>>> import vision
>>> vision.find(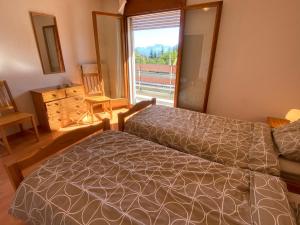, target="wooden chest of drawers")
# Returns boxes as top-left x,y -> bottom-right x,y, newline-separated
31,85 -> 86,131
